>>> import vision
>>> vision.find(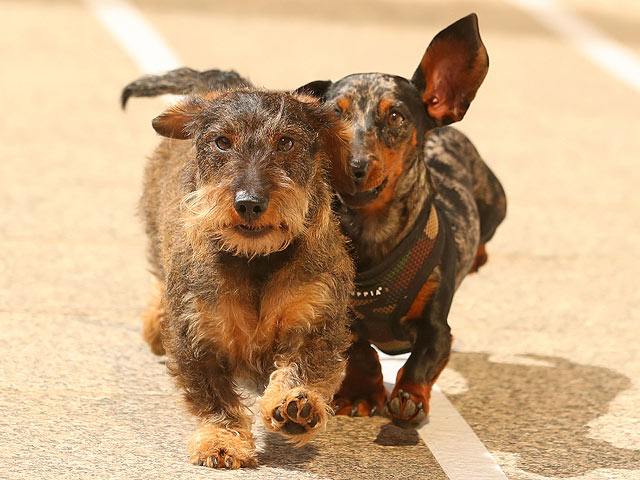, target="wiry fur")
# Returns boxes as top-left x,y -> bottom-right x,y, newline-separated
131,88 -> 354,469
181,175 -> 310,258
